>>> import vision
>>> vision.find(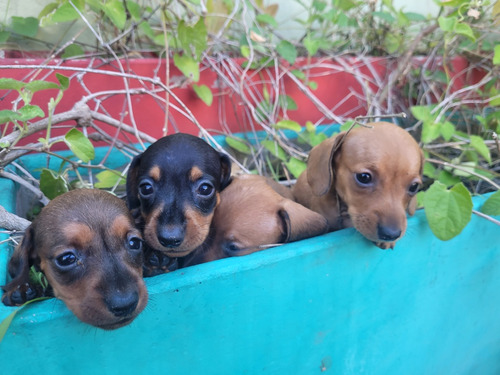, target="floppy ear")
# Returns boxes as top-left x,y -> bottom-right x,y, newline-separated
306,132 -> 346,196
126,153 -> 142,211
219,152 -> 232,190
5,226 -> 35,287
407,149 -> 425,216
278,199 -> 329,243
